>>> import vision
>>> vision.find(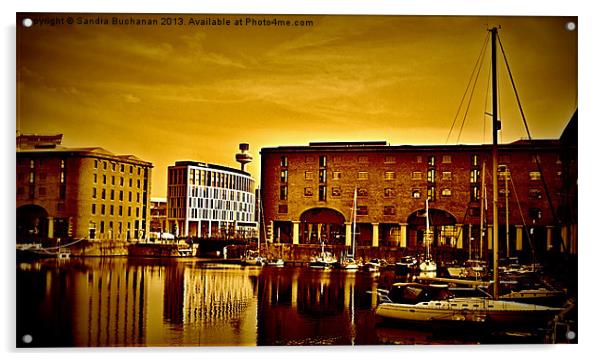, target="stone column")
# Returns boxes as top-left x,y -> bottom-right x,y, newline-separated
47,217 -> 54,239
455,224 -> 463,249
546,226 -> 554,251
570,224 -> 578,254
292,221 -> 300,245
345,222 -> 352,247
561,225 -> 569,253
515,225 -> 523,251
372,223 -> 379,248
399,223 -> 407,248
